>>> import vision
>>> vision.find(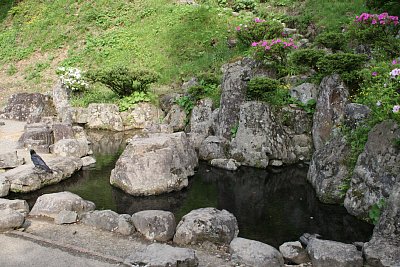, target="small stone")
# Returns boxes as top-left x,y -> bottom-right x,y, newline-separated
279,241 -> 310,264
54,210 -> 78,224
81,156 -> 96,167
0,208 -> 25,231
